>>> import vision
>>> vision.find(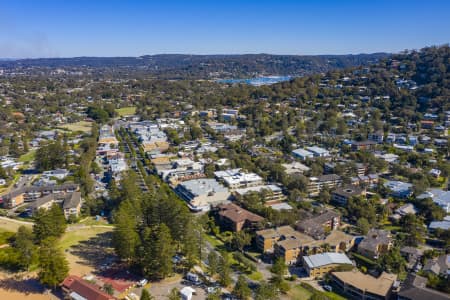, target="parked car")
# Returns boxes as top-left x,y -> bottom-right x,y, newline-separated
137,278 -> 148,287
323,285 -> 333,292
